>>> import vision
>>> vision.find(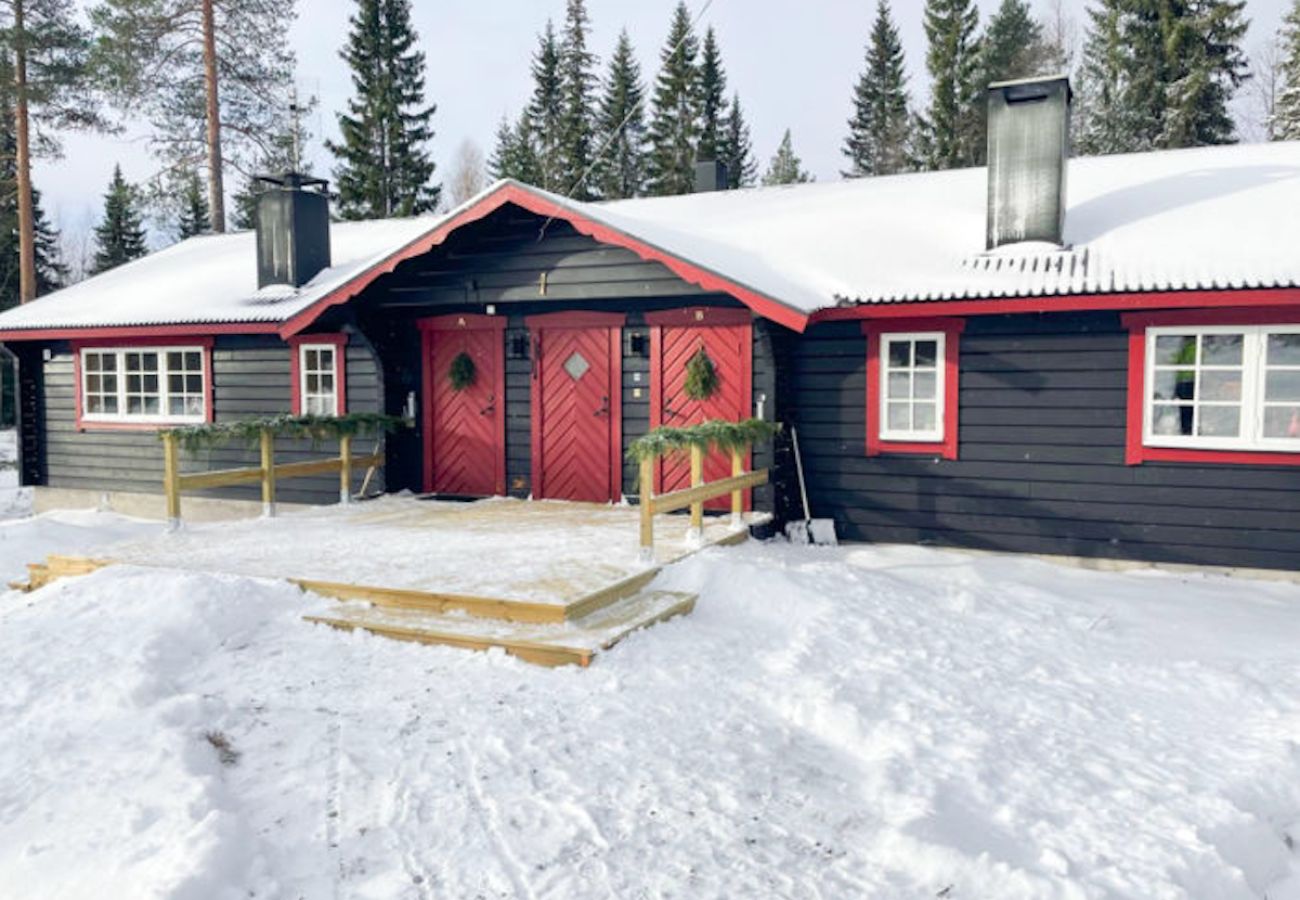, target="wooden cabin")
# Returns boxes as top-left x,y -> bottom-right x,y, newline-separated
1,76 -> 1298,571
